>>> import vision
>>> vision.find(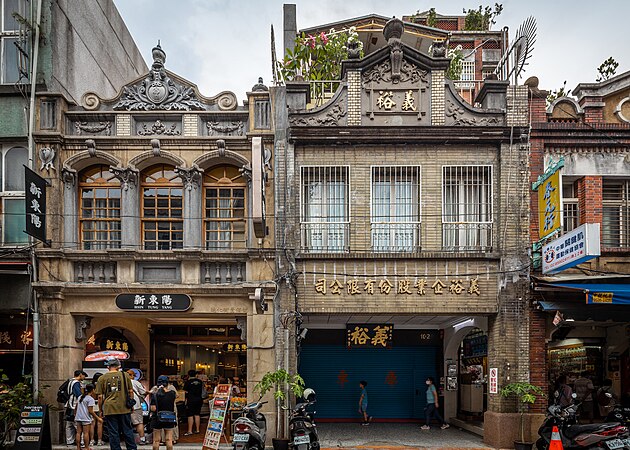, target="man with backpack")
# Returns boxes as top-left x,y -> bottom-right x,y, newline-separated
58,370 -> 87,445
